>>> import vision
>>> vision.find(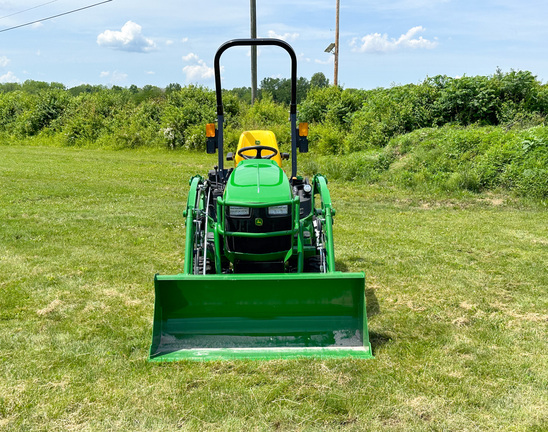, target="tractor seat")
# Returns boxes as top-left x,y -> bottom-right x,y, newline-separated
235,130 -> 283,168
